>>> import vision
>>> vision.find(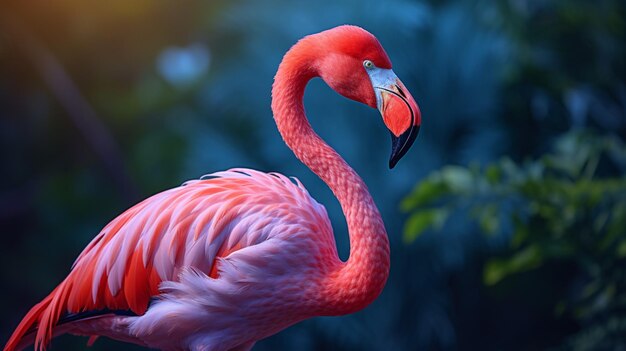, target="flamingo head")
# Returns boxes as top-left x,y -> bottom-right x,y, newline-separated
314,25 -> 421,168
